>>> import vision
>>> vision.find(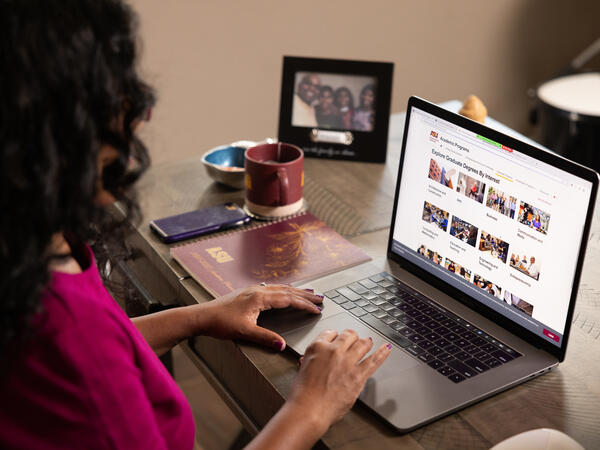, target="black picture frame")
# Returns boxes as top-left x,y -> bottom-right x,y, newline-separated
278,56 -> 394,163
